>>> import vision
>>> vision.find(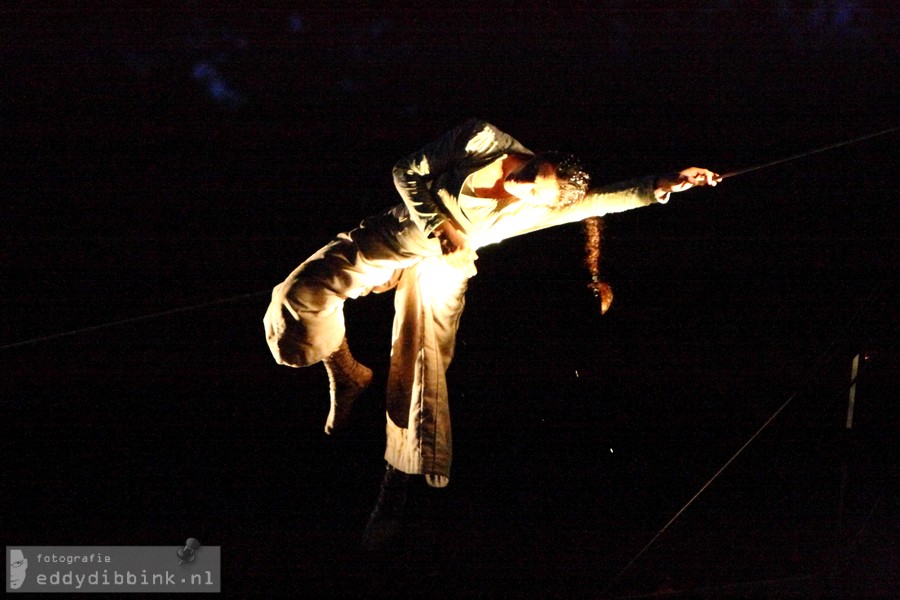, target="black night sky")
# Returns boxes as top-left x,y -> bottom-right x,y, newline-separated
2,3 -> 898,598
